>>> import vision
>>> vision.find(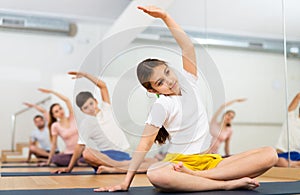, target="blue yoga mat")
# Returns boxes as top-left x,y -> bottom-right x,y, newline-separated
0,181 -> 299,194
1,171 -> 95,177
1,165 -> 55,168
